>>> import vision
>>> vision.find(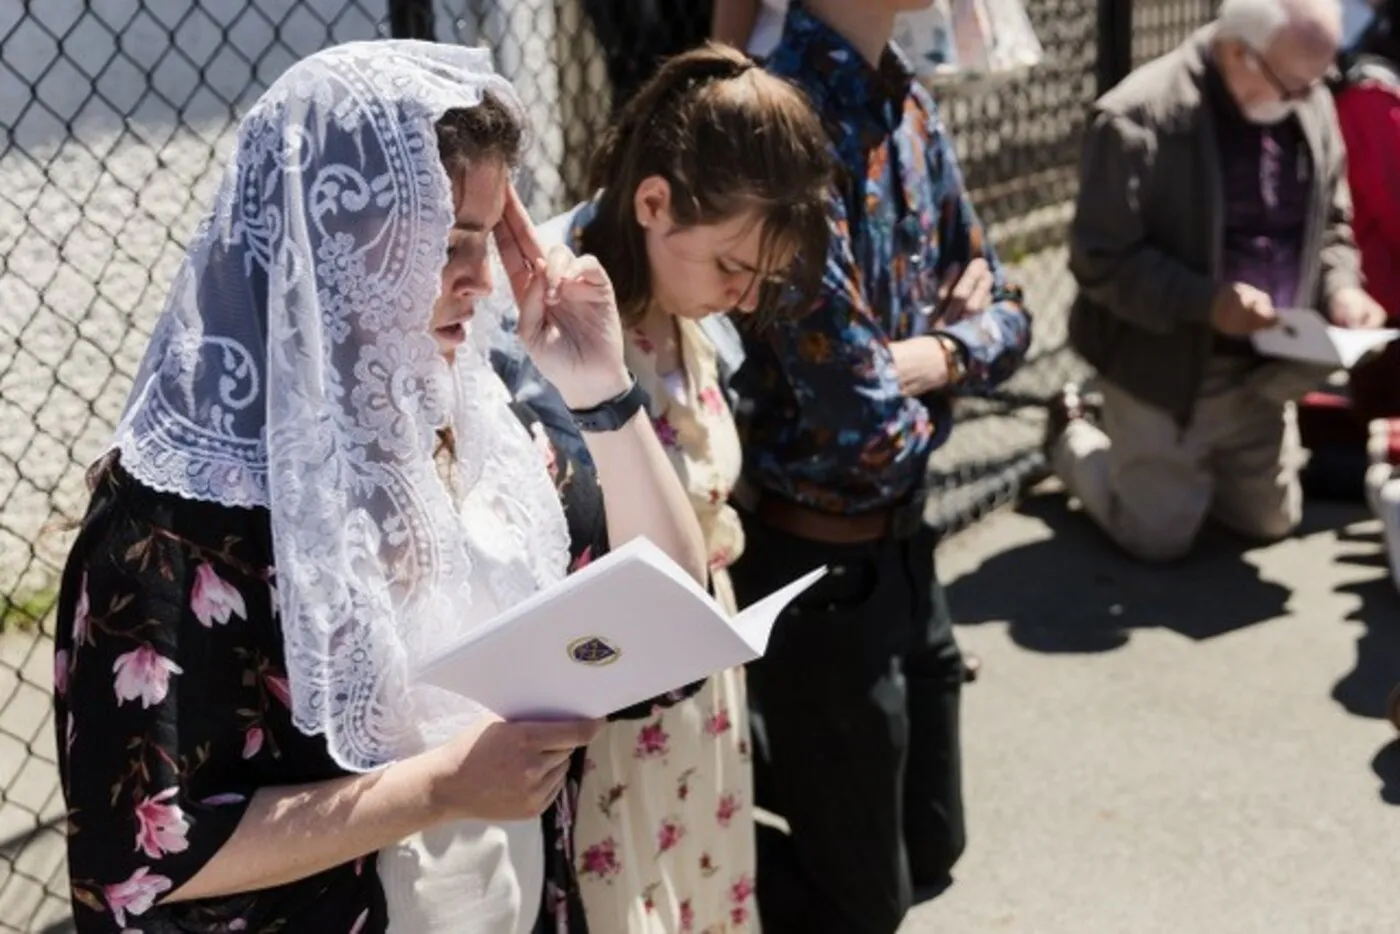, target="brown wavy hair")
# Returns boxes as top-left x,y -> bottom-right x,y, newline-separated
436,93 -> 525,173
433,96 -> 526,465
579,42 -> 833,326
